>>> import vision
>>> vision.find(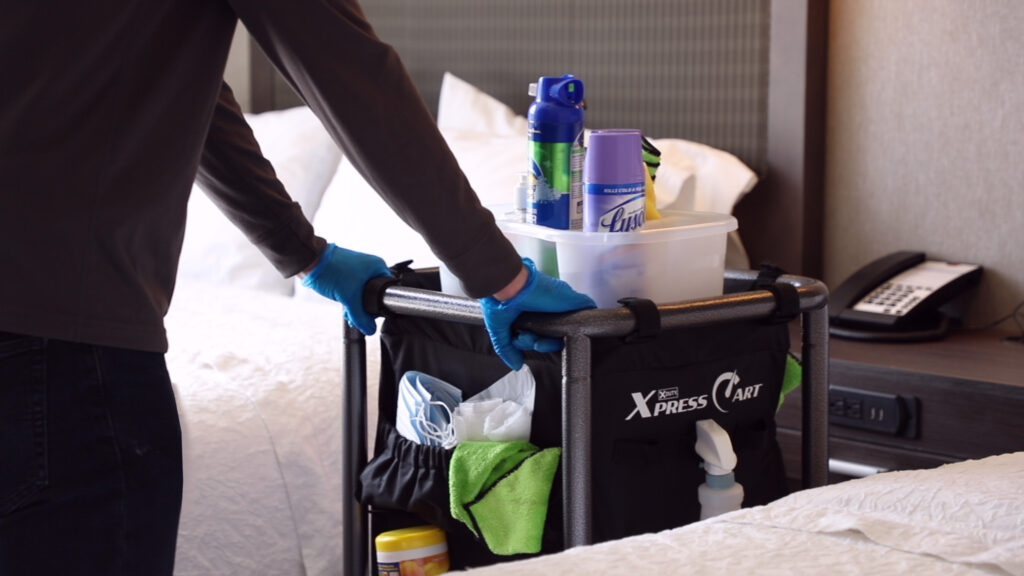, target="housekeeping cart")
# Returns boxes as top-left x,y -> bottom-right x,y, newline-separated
340,268 -> 830,576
